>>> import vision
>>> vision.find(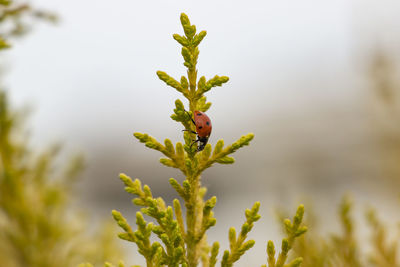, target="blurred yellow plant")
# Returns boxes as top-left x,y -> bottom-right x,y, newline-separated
0,83 -> 124,267
0,1 -> 123,266
283,196 -> 400,267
